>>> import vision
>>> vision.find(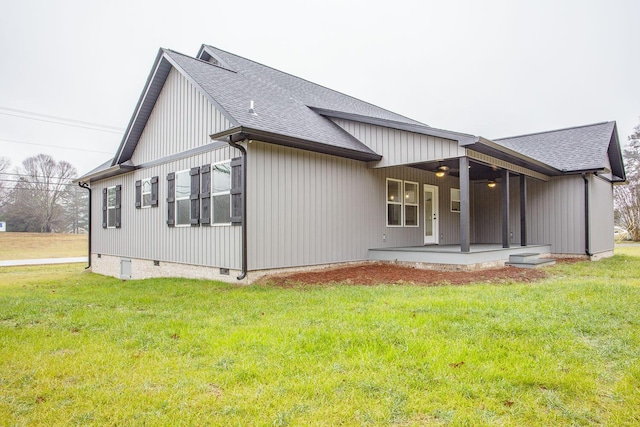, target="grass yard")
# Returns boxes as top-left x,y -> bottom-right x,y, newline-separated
0,251 -> 639,425
0,232 -> 87,260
